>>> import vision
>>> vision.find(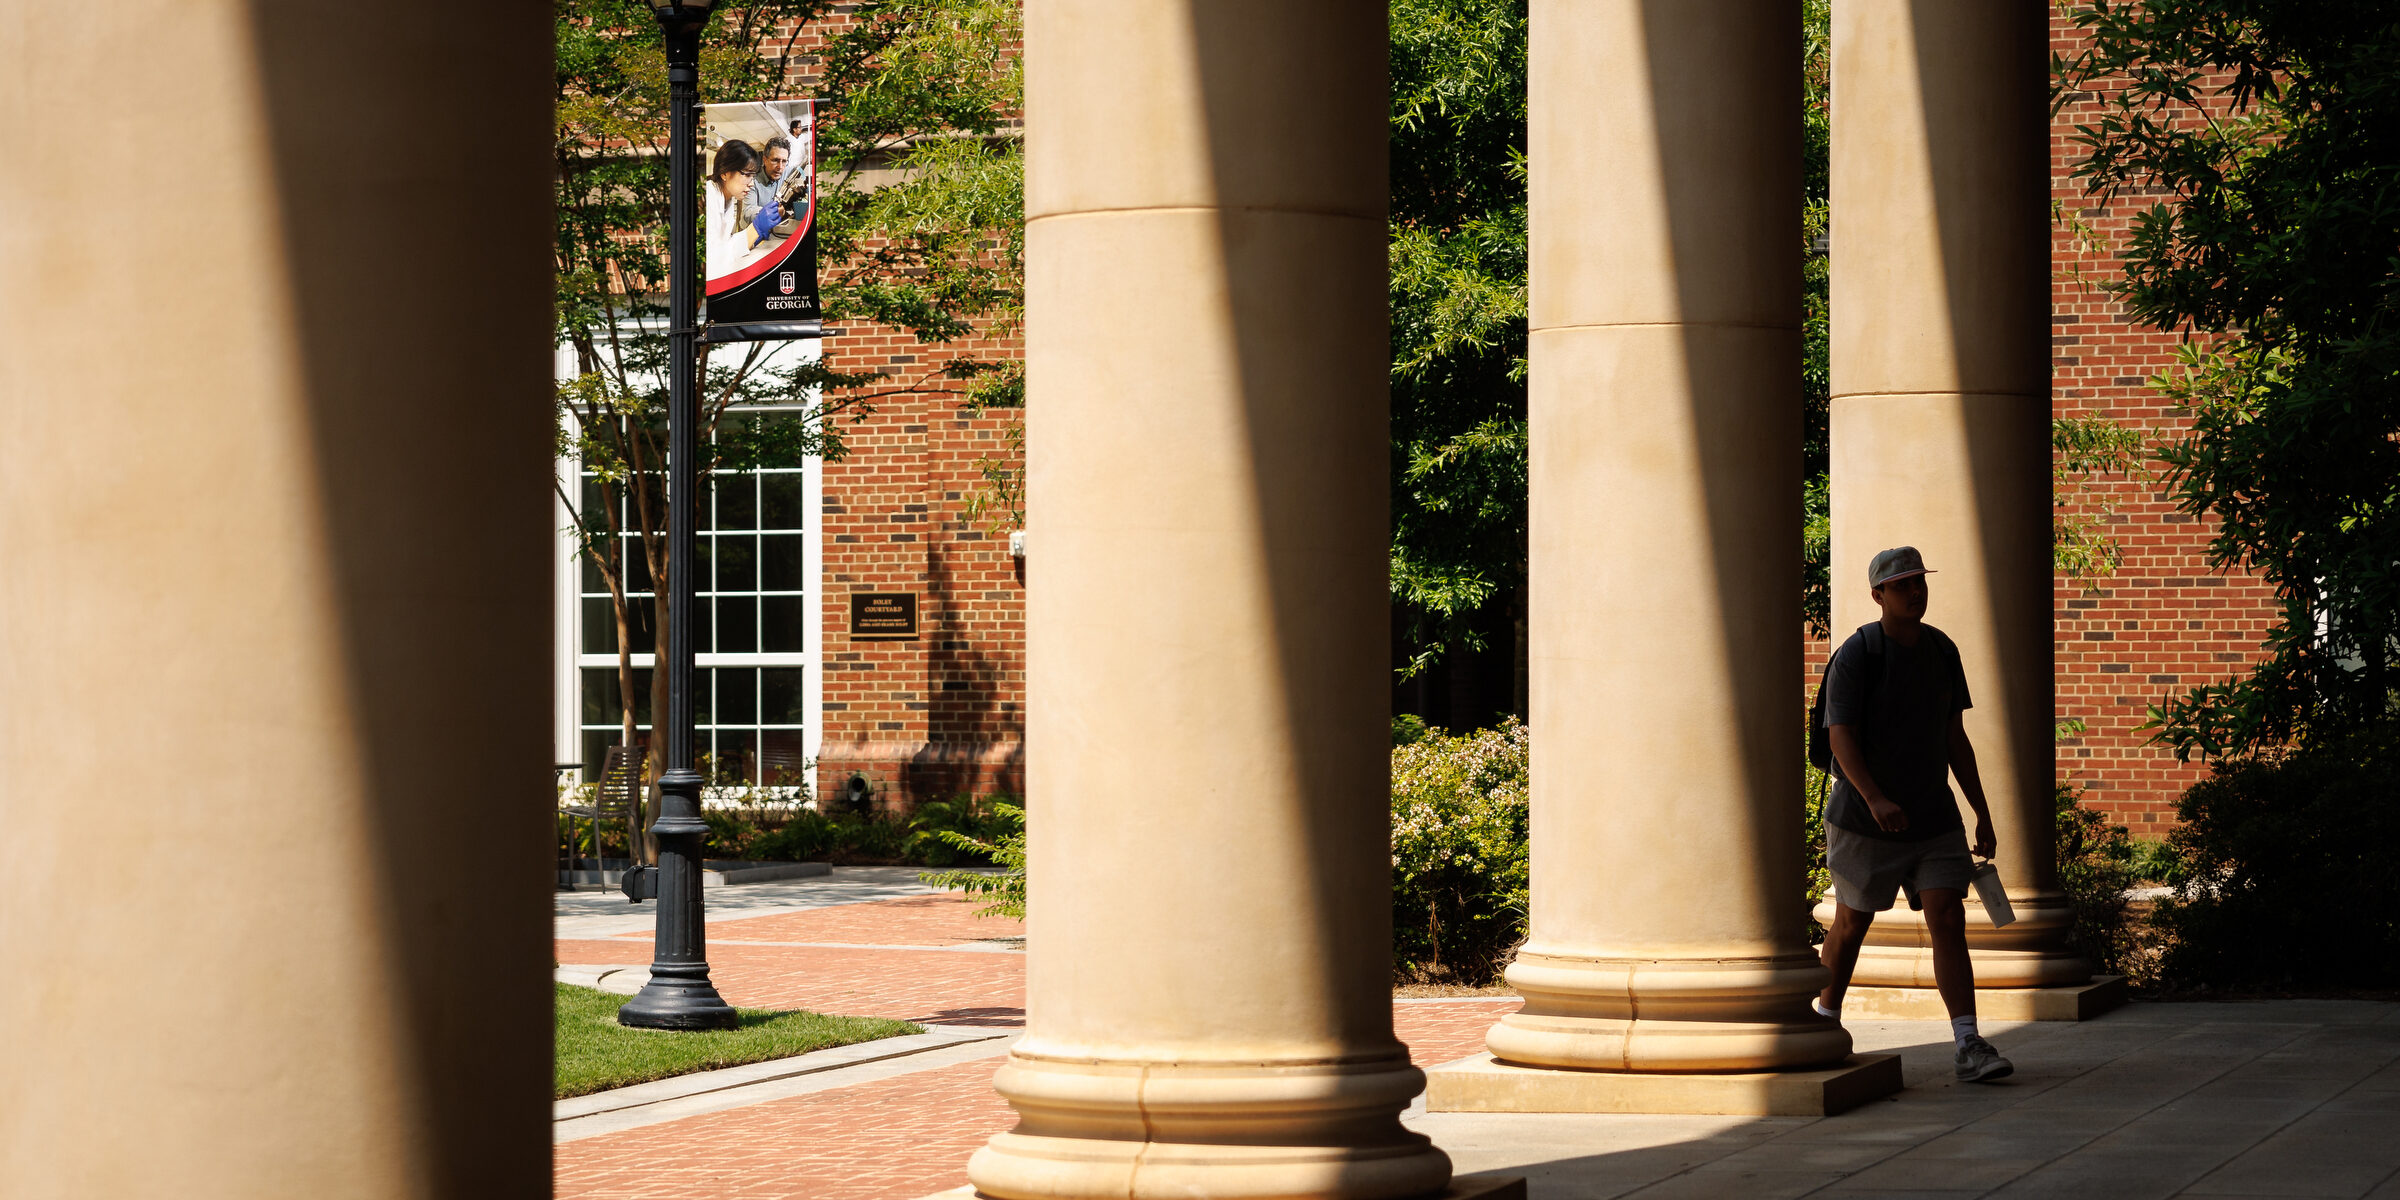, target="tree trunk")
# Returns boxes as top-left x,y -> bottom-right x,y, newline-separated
643,586 -> 671,865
